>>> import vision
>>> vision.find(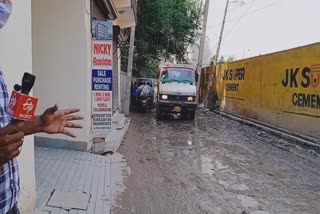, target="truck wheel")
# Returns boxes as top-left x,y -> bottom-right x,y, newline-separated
156,107 -> 162,120
189,110 -> 196,120
181,112 -> 187,120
